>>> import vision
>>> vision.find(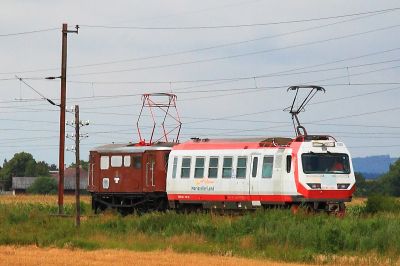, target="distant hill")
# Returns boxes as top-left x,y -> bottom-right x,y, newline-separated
352,155 -> 398,179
